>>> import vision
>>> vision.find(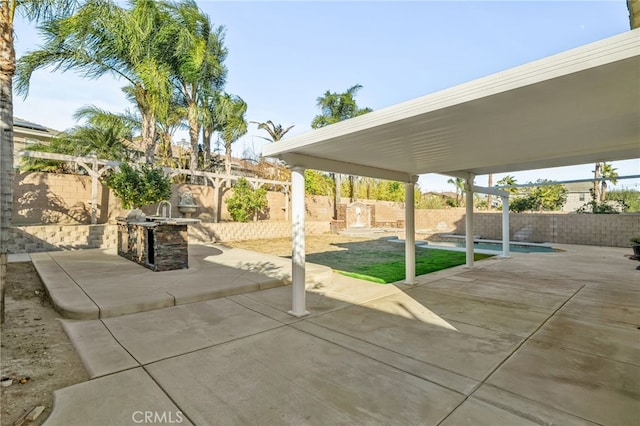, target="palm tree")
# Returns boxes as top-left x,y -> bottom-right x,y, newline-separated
72,105 -> 140,159
200,89 -> 225,169
216,93 -> 247,175
311,84 -> 372,128
600,162 -> 618,202
497,175 -> 518,195
15,0 -> 174,165
155,95 -> 186,167
447,177 -> 465,206
593,161 -> 602,202
164,0 -> 227,173
487,173 -> 494,210
251,120 -> 295,143
311,84 -> 372,210
1,0 -> 81,322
